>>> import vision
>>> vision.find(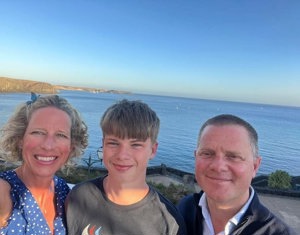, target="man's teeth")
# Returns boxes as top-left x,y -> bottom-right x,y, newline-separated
36,156 -> 56,161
